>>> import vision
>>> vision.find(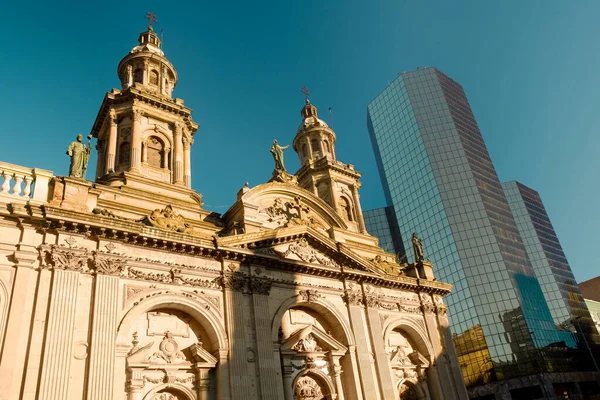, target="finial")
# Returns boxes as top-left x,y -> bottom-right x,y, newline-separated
301,86 -> 310,103
145,11 -> 158,31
